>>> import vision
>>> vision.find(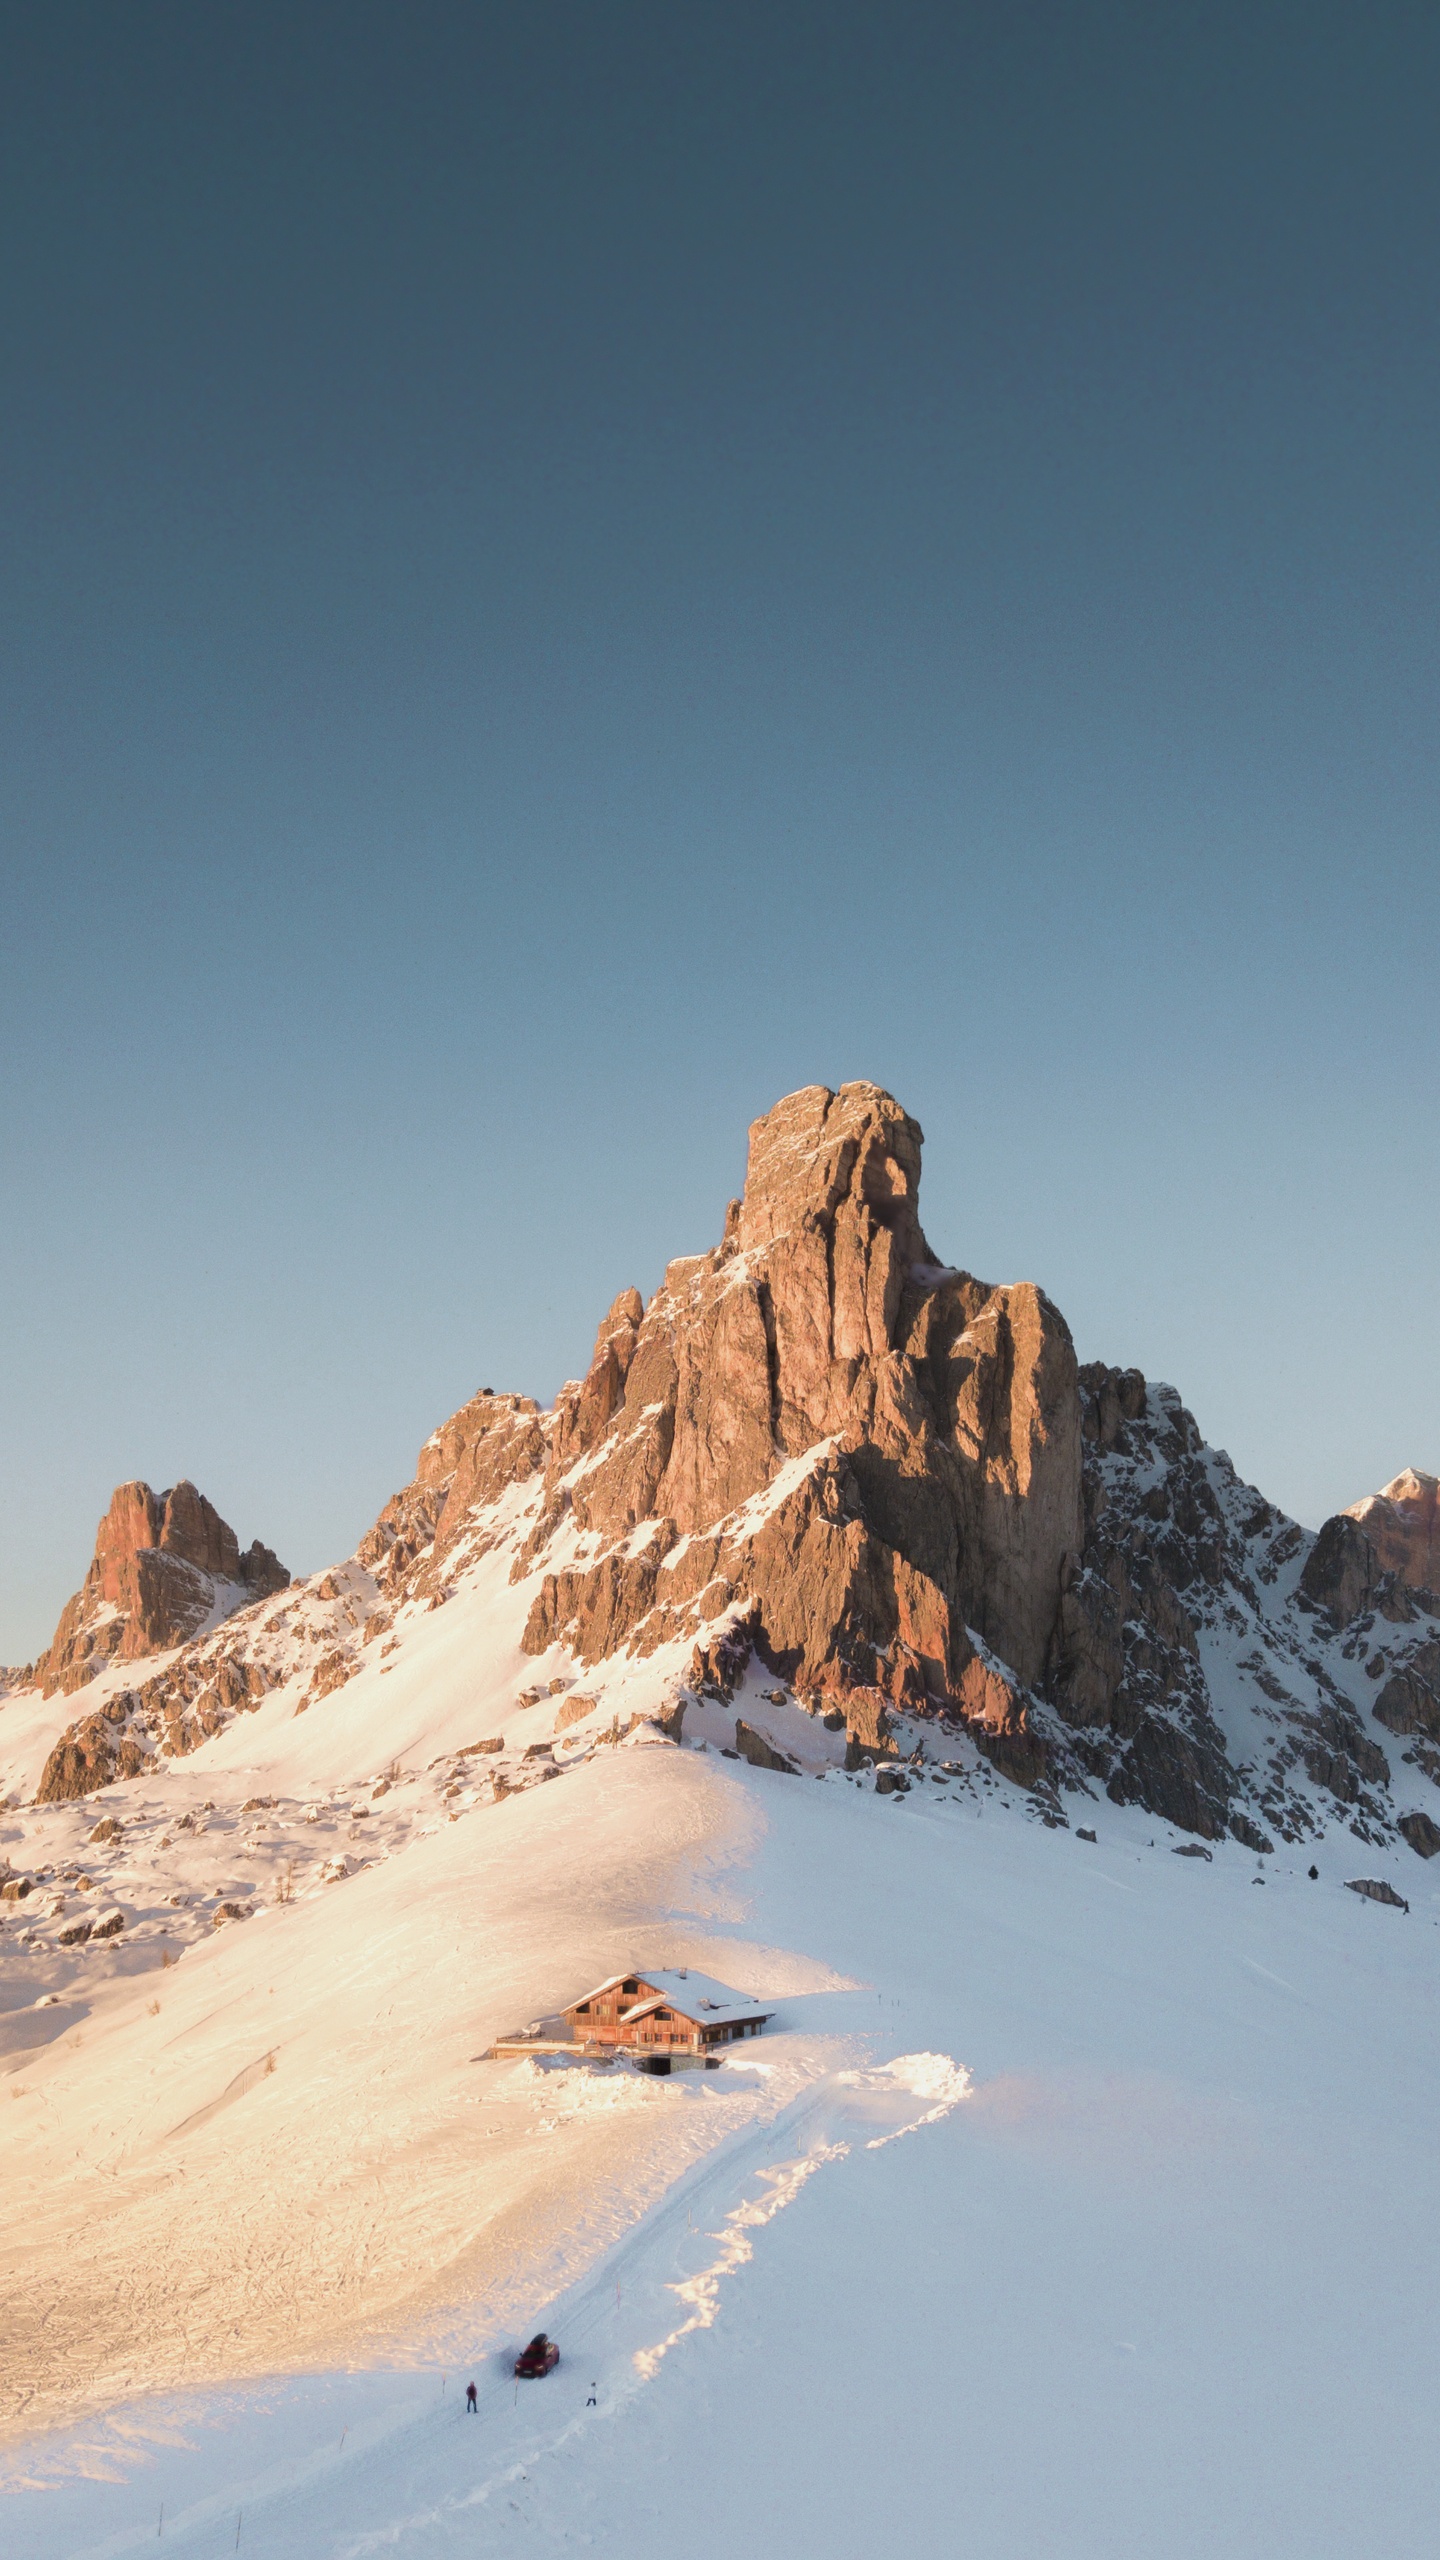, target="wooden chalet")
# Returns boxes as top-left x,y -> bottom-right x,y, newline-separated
563,1968 -> 773,2057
